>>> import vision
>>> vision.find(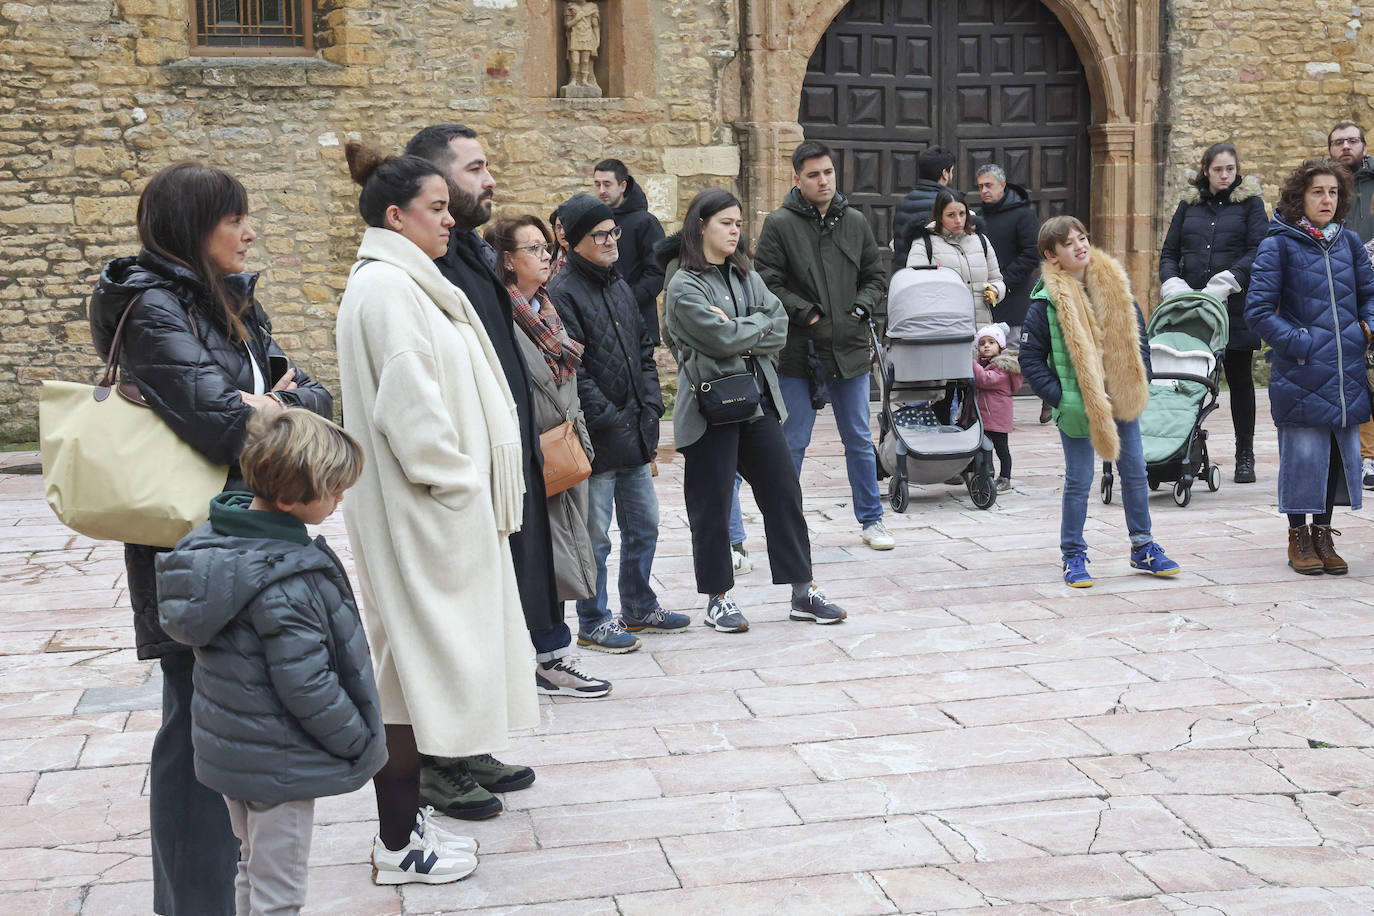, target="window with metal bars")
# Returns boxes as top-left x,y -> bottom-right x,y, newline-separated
192,0 -> 314,55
